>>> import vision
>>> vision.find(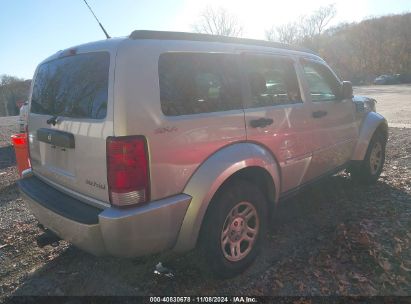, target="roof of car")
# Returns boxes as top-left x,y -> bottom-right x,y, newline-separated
129,30 -> 316,54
